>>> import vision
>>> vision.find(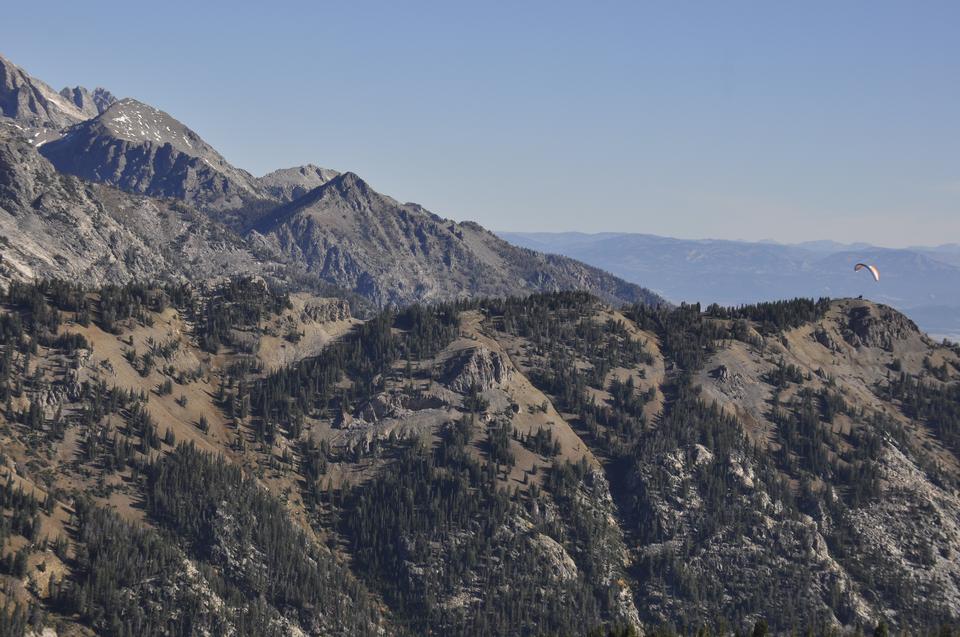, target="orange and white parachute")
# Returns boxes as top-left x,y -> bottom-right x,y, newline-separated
854,263 -> 880,282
